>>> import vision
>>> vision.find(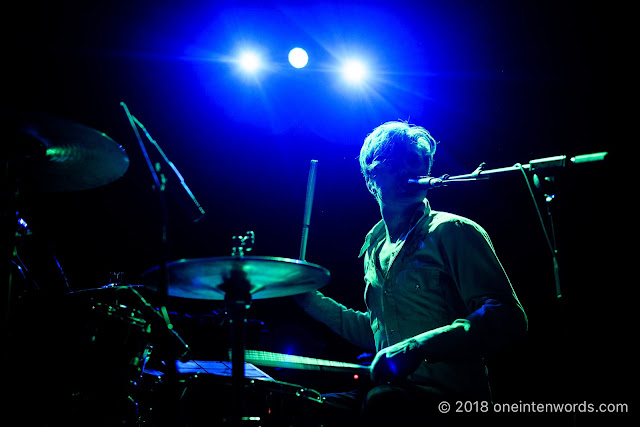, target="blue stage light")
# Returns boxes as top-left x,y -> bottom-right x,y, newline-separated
288,47 -> 308,68
342,59 -> 367,83
238,51 -> 261,73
